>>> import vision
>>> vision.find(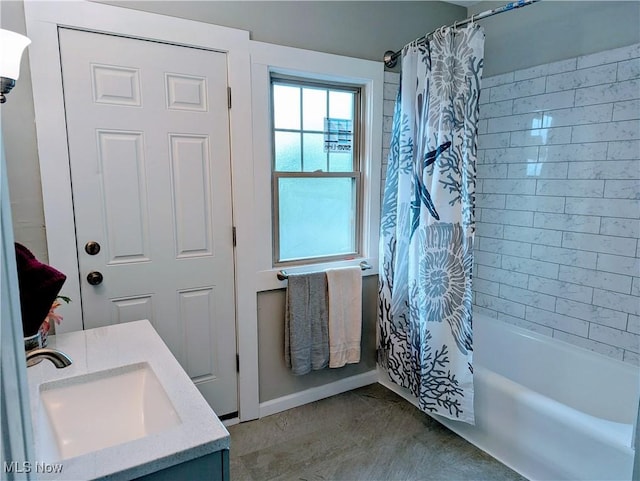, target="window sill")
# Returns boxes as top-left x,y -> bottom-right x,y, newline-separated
255,257 -> 378,292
